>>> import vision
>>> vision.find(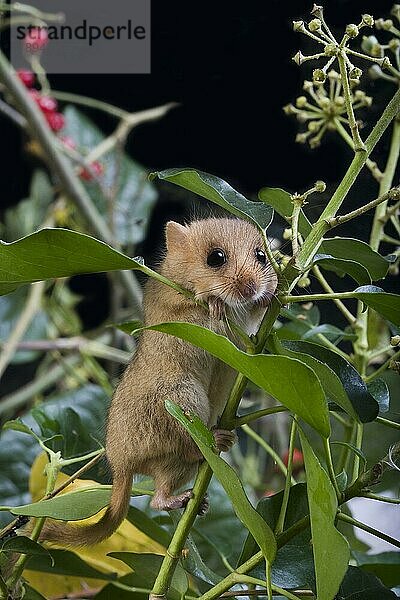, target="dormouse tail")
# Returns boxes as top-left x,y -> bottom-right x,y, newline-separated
38,471 -> 134,547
